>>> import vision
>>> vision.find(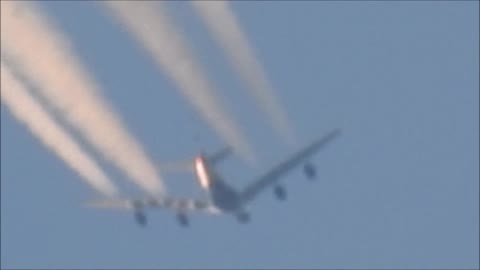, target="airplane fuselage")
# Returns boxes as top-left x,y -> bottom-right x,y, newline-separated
88,129 -> 340,227
194,155 -> 243,213
209,177 -> 242,212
